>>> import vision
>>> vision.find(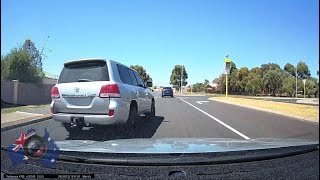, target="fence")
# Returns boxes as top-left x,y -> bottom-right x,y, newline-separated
1,80 -> 55,105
